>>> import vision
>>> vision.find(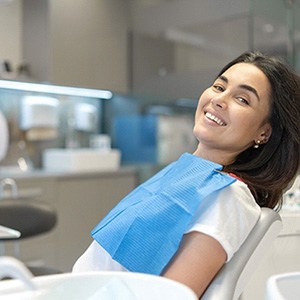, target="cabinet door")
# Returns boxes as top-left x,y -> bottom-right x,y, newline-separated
55,173 -> 137,272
